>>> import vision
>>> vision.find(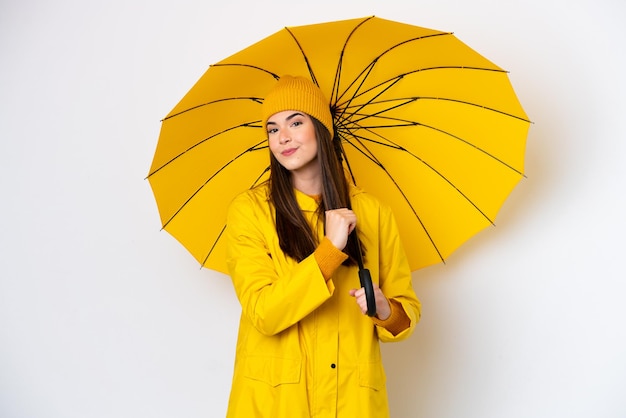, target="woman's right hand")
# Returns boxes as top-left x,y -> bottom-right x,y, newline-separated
325,208 -> 357,250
